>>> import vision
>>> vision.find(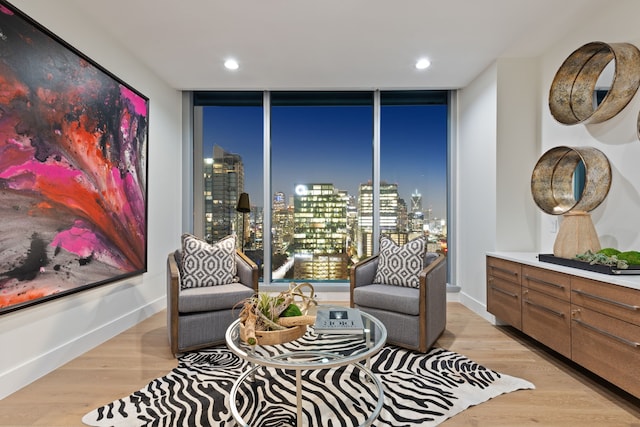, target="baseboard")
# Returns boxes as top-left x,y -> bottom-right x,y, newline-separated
0,296 -> 165,400
458,290 -> 494,323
